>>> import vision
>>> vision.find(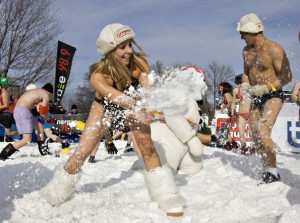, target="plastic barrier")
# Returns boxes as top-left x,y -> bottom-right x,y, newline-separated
214,114 -> 251,146
272,103 -> 300,153
212,103 -> 300,153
